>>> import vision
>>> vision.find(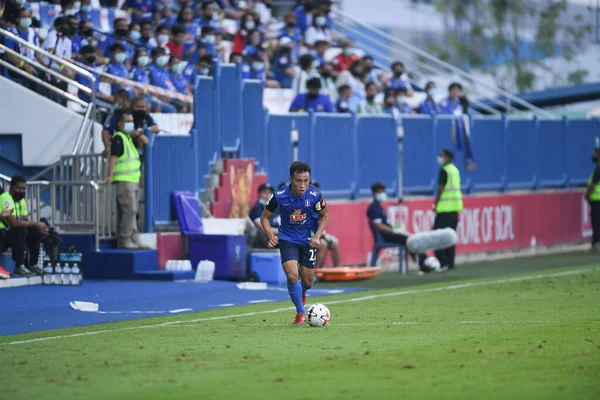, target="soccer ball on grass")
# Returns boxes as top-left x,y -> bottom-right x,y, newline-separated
306,303 -> 330,327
